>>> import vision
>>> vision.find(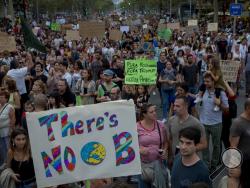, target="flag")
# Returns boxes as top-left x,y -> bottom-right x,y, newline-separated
20,17 -> 46,53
